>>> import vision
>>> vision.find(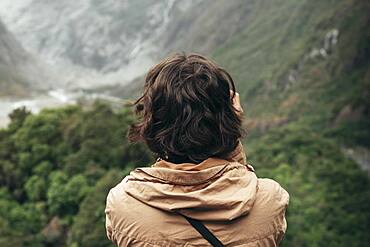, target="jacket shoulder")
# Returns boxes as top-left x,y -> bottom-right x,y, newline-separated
230,178 -> 289,245
105,177 -> 186,246
251,178 -> 289,233
257,178 -> 289,207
